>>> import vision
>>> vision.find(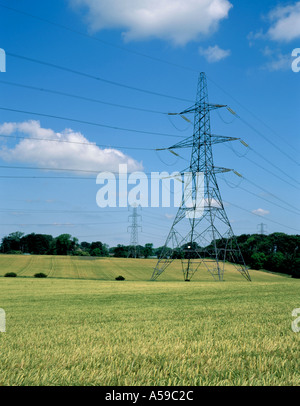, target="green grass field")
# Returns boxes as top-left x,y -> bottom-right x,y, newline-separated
0,255 -> 299,386
0,254 -> 291,281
